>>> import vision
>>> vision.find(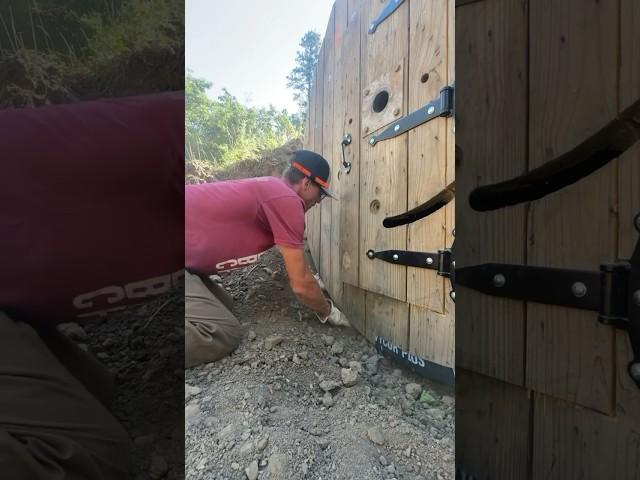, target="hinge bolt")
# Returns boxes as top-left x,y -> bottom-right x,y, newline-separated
369,137 -> 376,146
571,282 -> 587,298
367,250 -> 375,259
394,124 -> 400,132
633,290 -> 640,307
427,105 -> 435,115
629,363 -> 640,382
452,260 -> 455,268
450,291 -> 456,301
426,257 -> 434,265
392,254 -> 399,261
493,274 -> 506,288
